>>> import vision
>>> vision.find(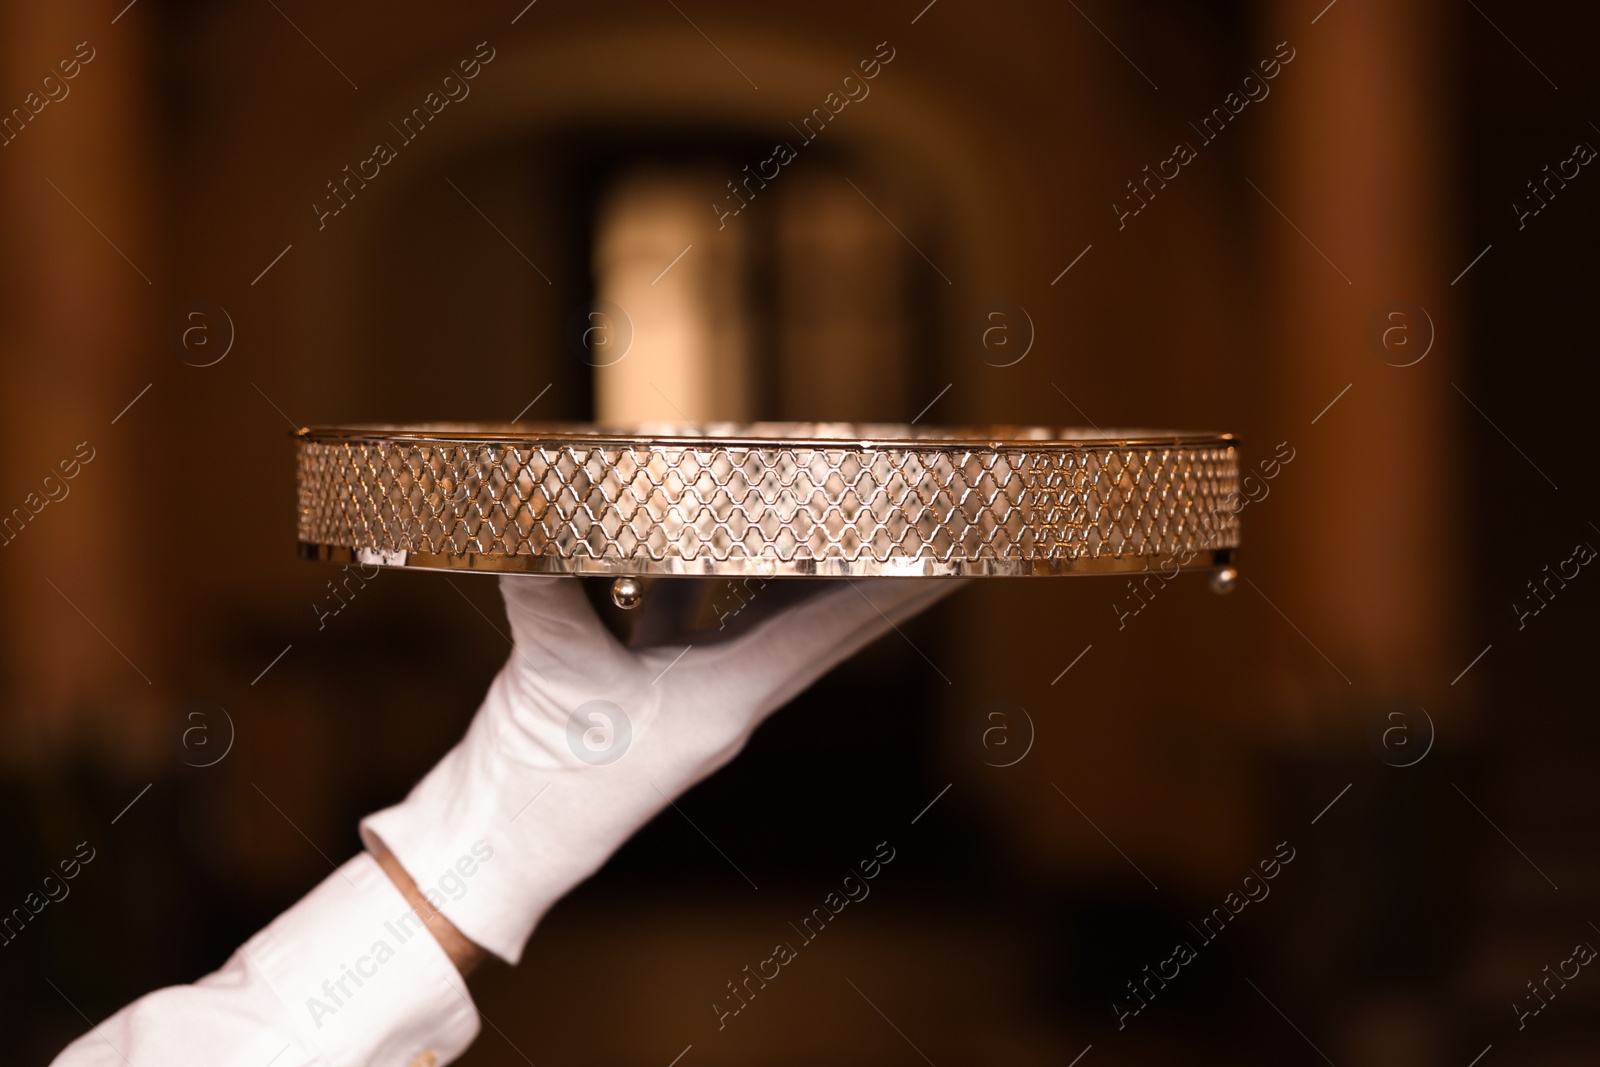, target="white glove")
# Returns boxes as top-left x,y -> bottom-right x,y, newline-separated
360,574 -> 954,964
